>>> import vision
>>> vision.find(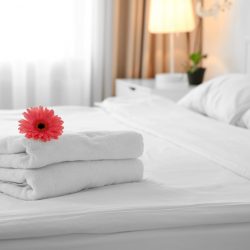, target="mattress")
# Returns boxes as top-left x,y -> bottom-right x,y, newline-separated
1,97 -> 250,247
2,224 -> 250,250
